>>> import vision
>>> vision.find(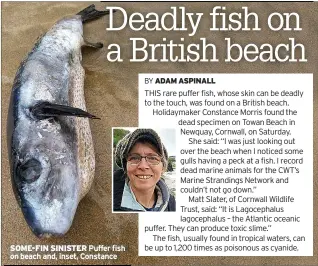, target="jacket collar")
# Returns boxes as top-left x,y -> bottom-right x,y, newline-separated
121,179 -> 170,212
